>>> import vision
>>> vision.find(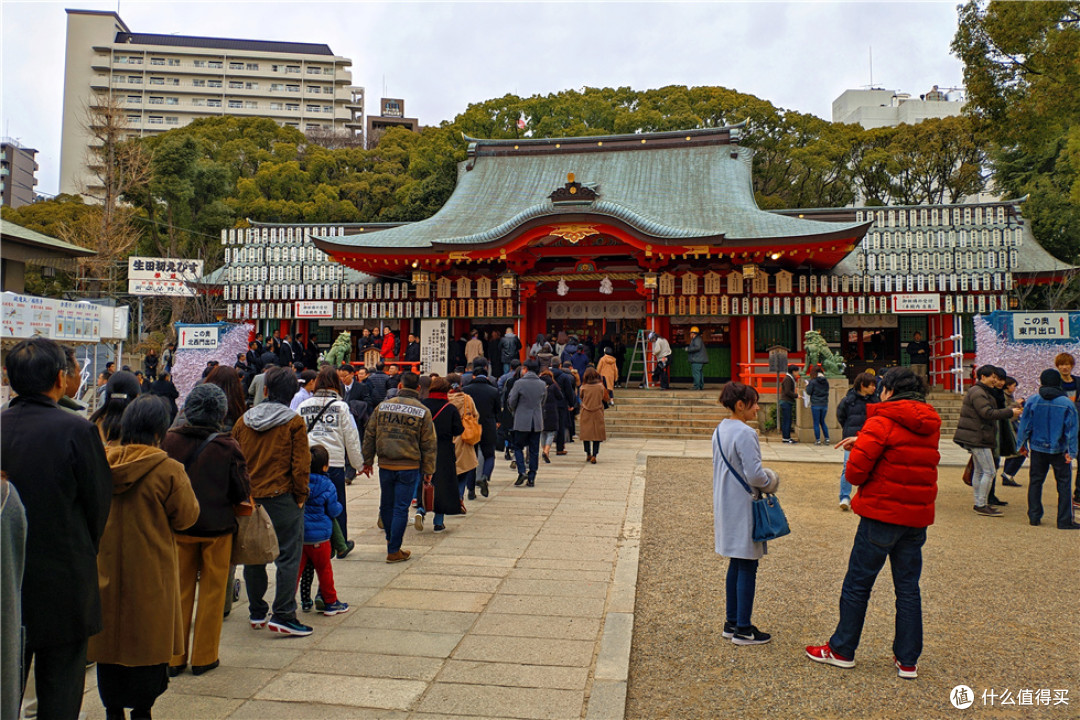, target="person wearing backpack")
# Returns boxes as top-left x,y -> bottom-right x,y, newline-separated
447,374 -> 482,500
297,368 -> 363,546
